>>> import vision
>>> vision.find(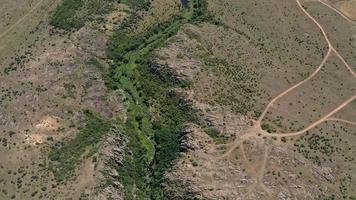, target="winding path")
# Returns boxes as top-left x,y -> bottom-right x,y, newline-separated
264,95 -> 355,137
215,0 -> 356,196
259,0 -> 356,123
